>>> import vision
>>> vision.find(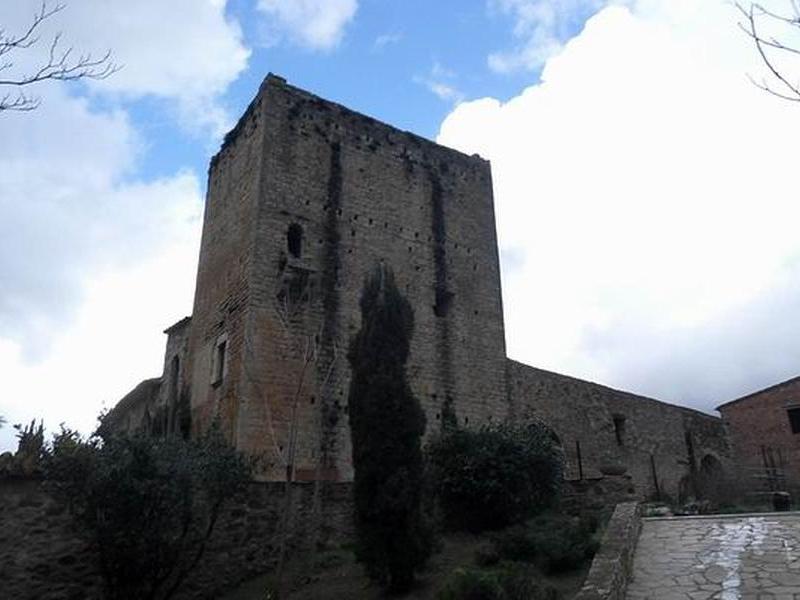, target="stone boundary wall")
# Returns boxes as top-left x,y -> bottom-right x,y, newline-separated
575,501 -> 642,600
0,478 -> 354,600
0,479 -> 103,600
507,360 -> 731,502
562,475 -> 638,518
